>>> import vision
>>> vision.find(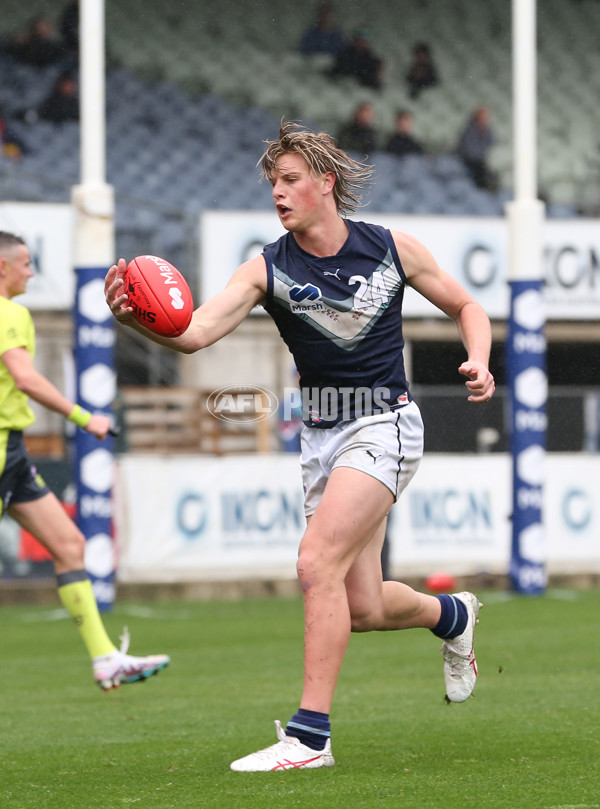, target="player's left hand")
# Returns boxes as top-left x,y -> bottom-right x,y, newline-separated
458,361 -> 495,403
